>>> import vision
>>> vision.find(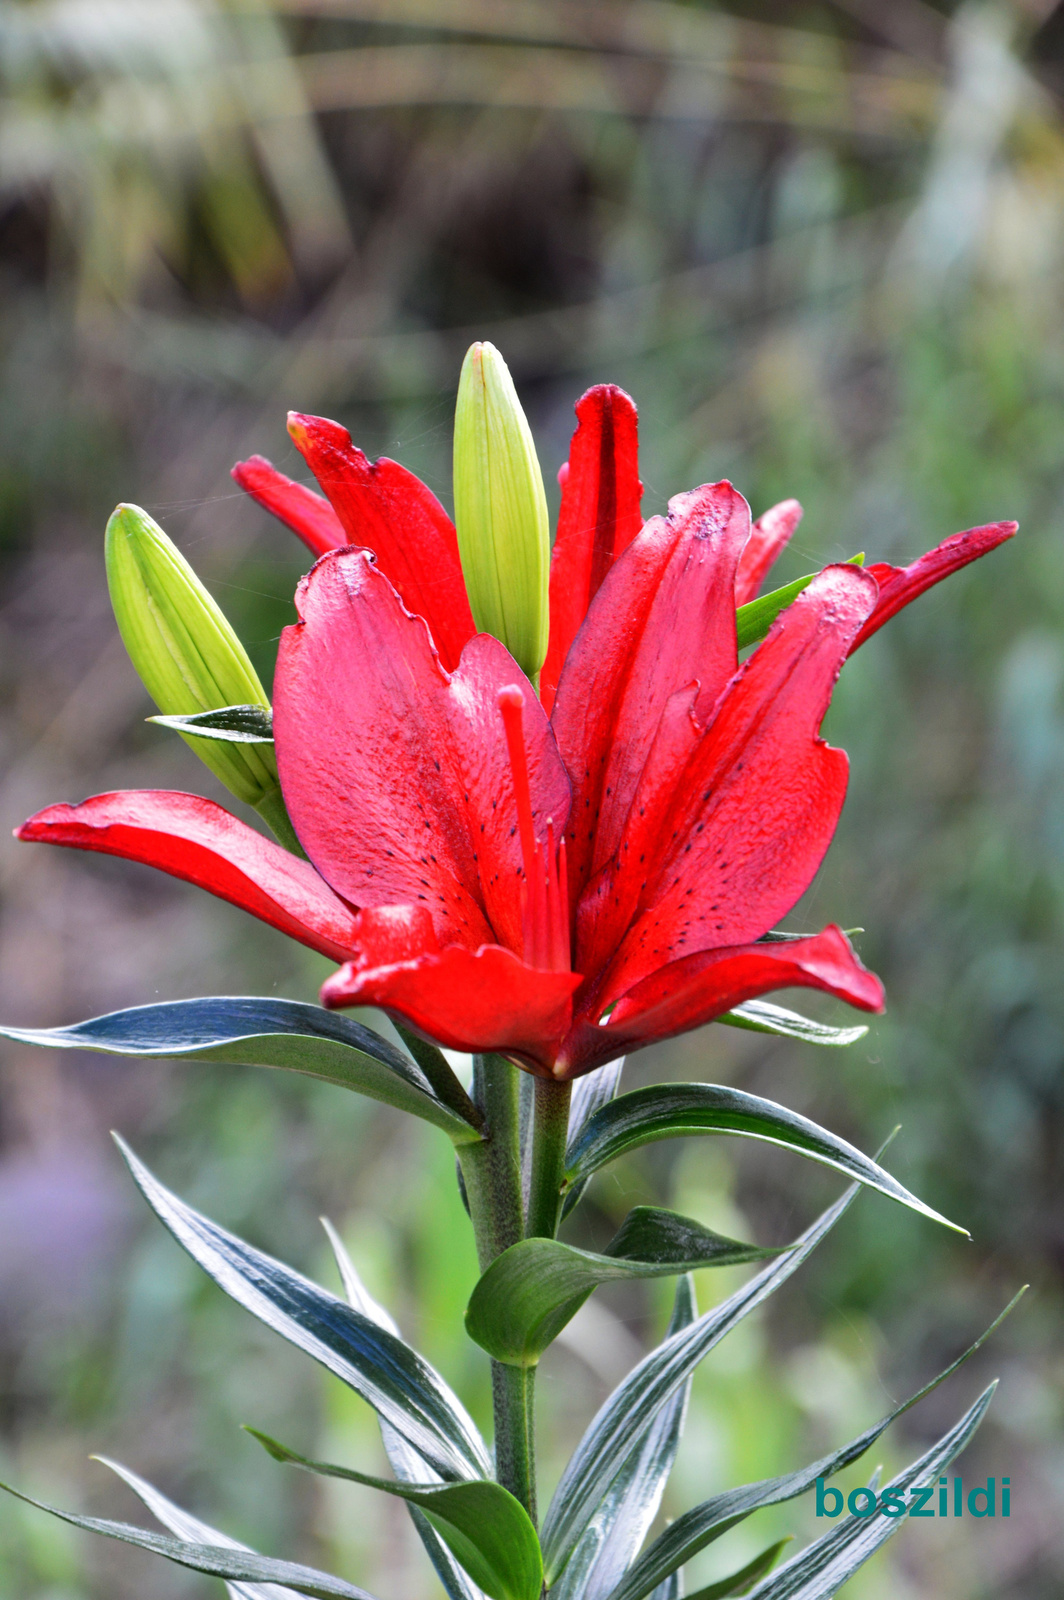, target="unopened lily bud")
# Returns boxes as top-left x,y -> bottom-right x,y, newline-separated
453,342 -> 550,680
105,504 -> 297,847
